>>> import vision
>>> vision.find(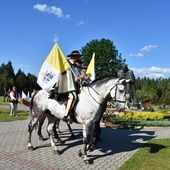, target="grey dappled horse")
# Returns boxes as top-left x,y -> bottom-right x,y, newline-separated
27,76 -> 126,163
